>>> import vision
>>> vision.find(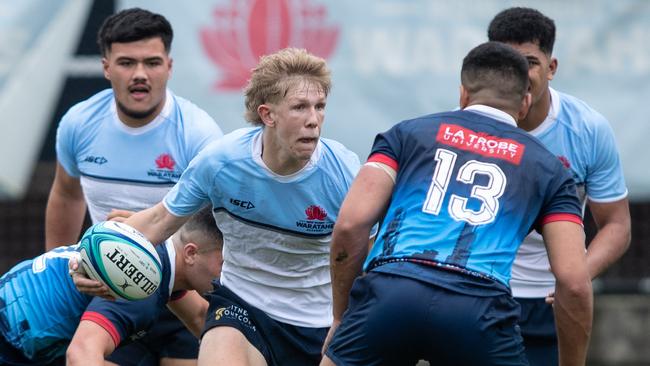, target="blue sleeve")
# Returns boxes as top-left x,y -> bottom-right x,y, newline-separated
536,159 -> 583,227
163,144 -> 219,216
586,116 -> 628,202
55,110 -> 80,177
84,294 -> 162,347
369,123 -> 403,163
